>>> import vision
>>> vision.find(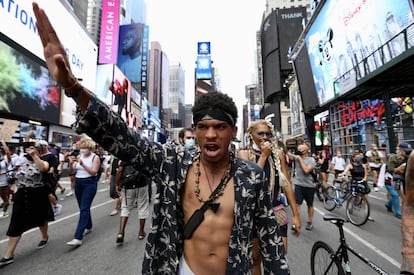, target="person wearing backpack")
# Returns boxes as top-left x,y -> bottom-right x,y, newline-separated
114,160 -> 149,244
